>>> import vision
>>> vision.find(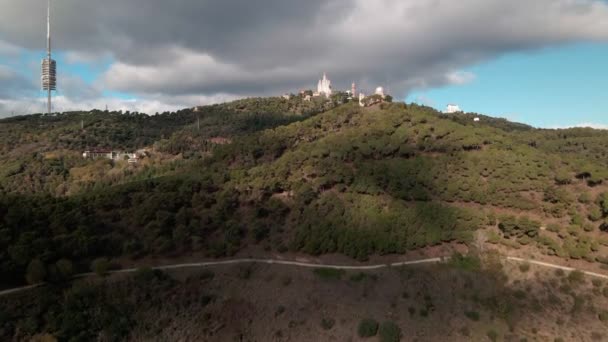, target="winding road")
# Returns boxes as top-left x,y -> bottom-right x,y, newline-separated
1,256 -> 607,298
